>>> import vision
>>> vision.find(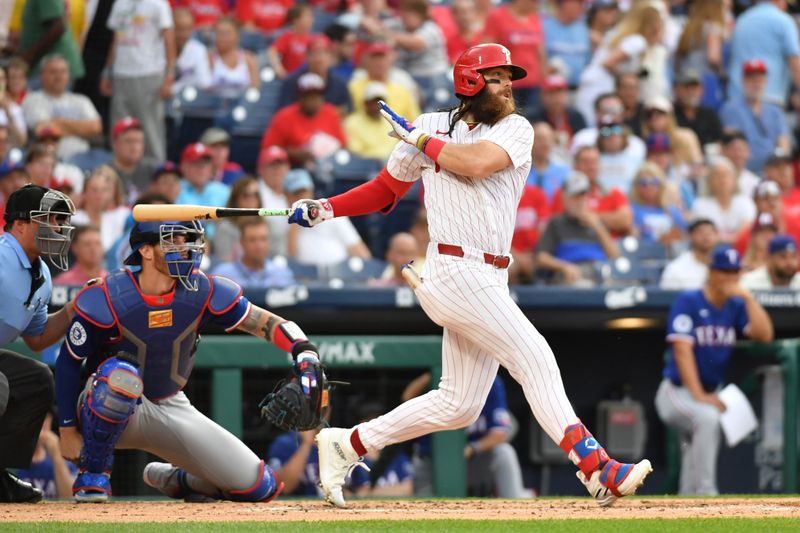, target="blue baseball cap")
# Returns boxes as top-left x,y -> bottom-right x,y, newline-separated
710,247 -> 742,271
768,235 -> 798,255
283,169 -> 315,194
0,160 -> 25,178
